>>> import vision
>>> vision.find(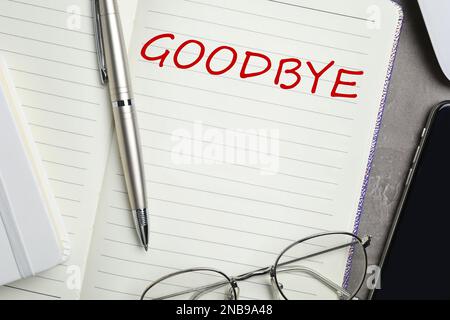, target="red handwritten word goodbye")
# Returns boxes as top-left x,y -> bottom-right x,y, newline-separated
141,33 -> 364,99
